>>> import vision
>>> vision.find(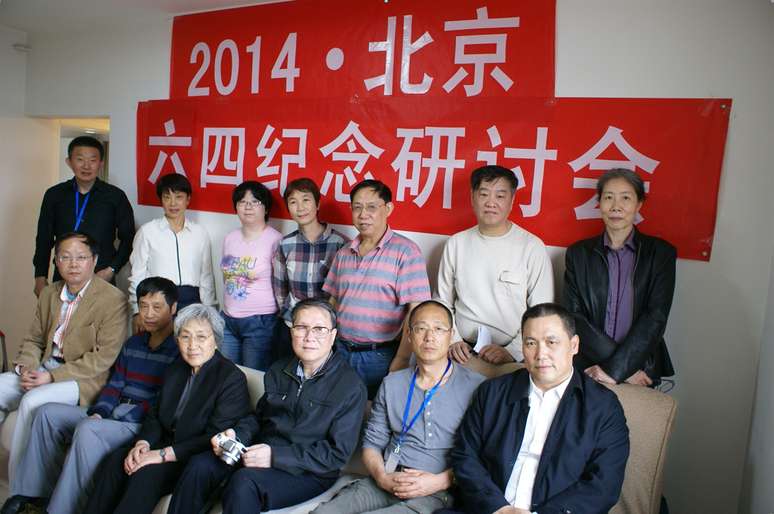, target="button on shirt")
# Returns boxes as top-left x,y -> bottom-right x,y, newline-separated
323,228 -> 430,343
504,372 -> 573,509
603,231 -> 636,343
128,216 -> 216,313
272,224 -> 348,323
